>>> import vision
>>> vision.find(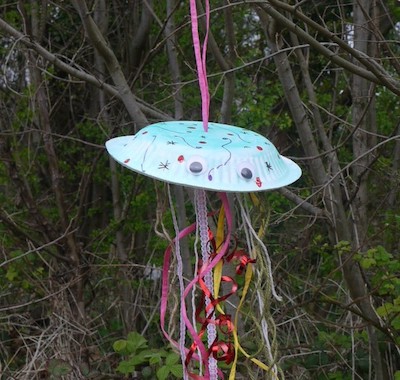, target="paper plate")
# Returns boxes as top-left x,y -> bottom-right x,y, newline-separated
105,121 -> 301,192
